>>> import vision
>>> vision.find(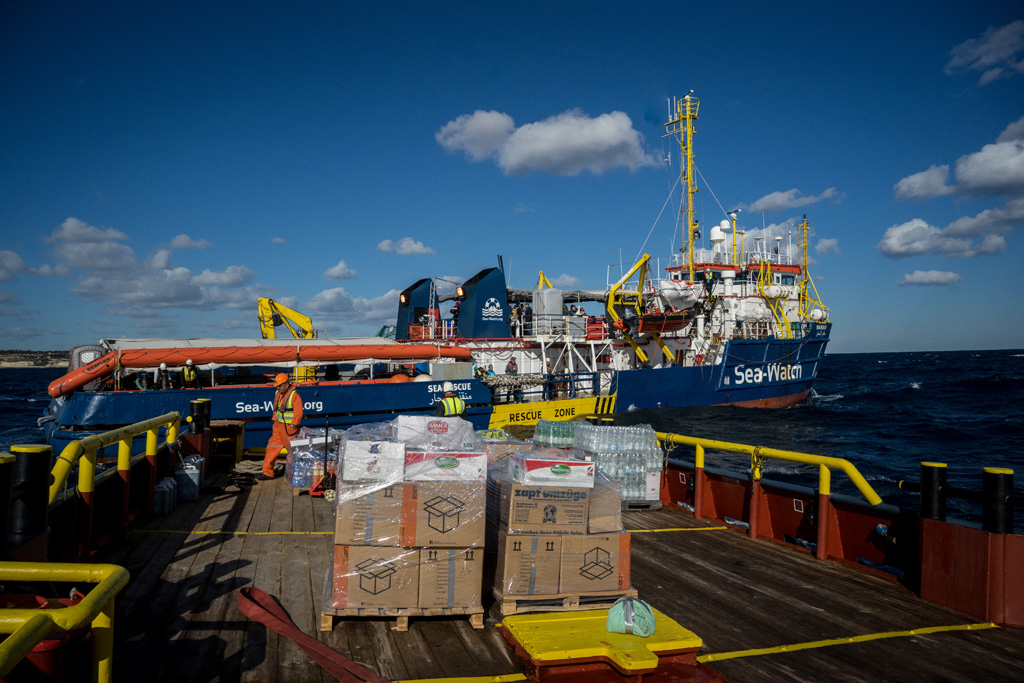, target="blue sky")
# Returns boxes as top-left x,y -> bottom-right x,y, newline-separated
2,2 -> 1022,353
